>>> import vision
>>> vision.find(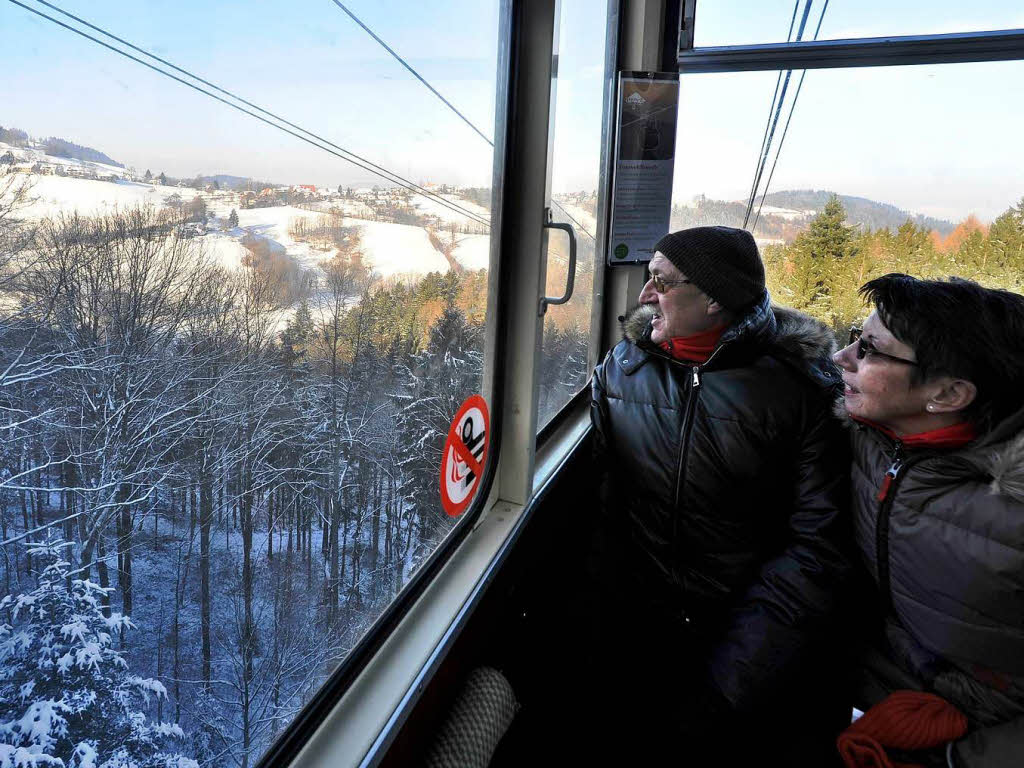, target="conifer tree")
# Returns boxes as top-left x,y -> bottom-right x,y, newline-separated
228,208 -> 239,228
0,541 -> 197,768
